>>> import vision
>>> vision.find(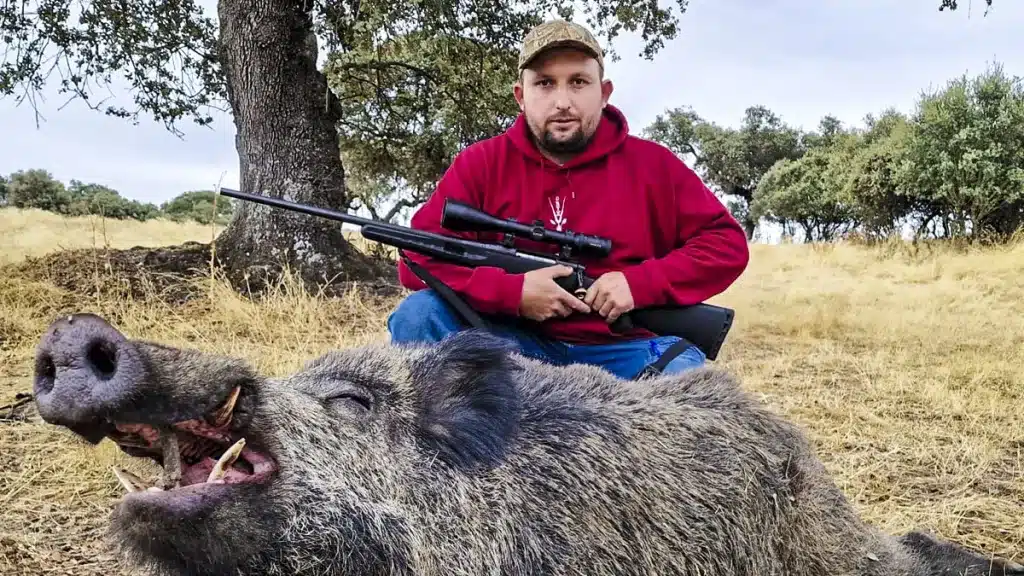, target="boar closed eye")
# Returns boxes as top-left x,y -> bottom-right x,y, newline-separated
325,388 -> 373,412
